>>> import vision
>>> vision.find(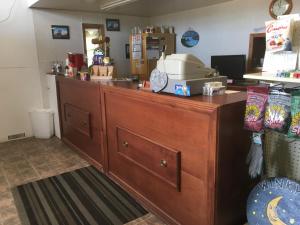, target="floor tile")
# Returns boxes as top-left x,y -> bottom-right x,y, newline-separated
125,213 -> 166,225
0,175 -> 9,192
2,216 -> 21,225
0,137 -> 164,225
0,192 -> 14,210
0,206 -> 18,221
